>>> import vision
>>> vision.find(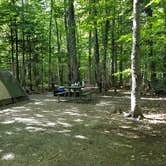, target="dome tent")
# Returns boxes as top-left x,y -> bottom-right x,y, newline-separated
0,69 -> 28,106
